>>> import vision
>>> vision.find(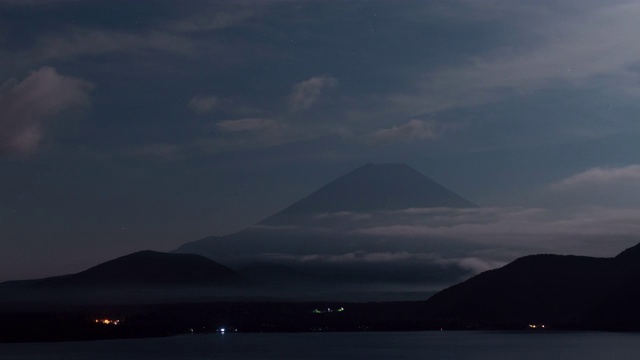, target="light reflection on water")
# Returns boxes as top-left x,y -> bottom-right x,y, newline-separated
1,331 -> 639,360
